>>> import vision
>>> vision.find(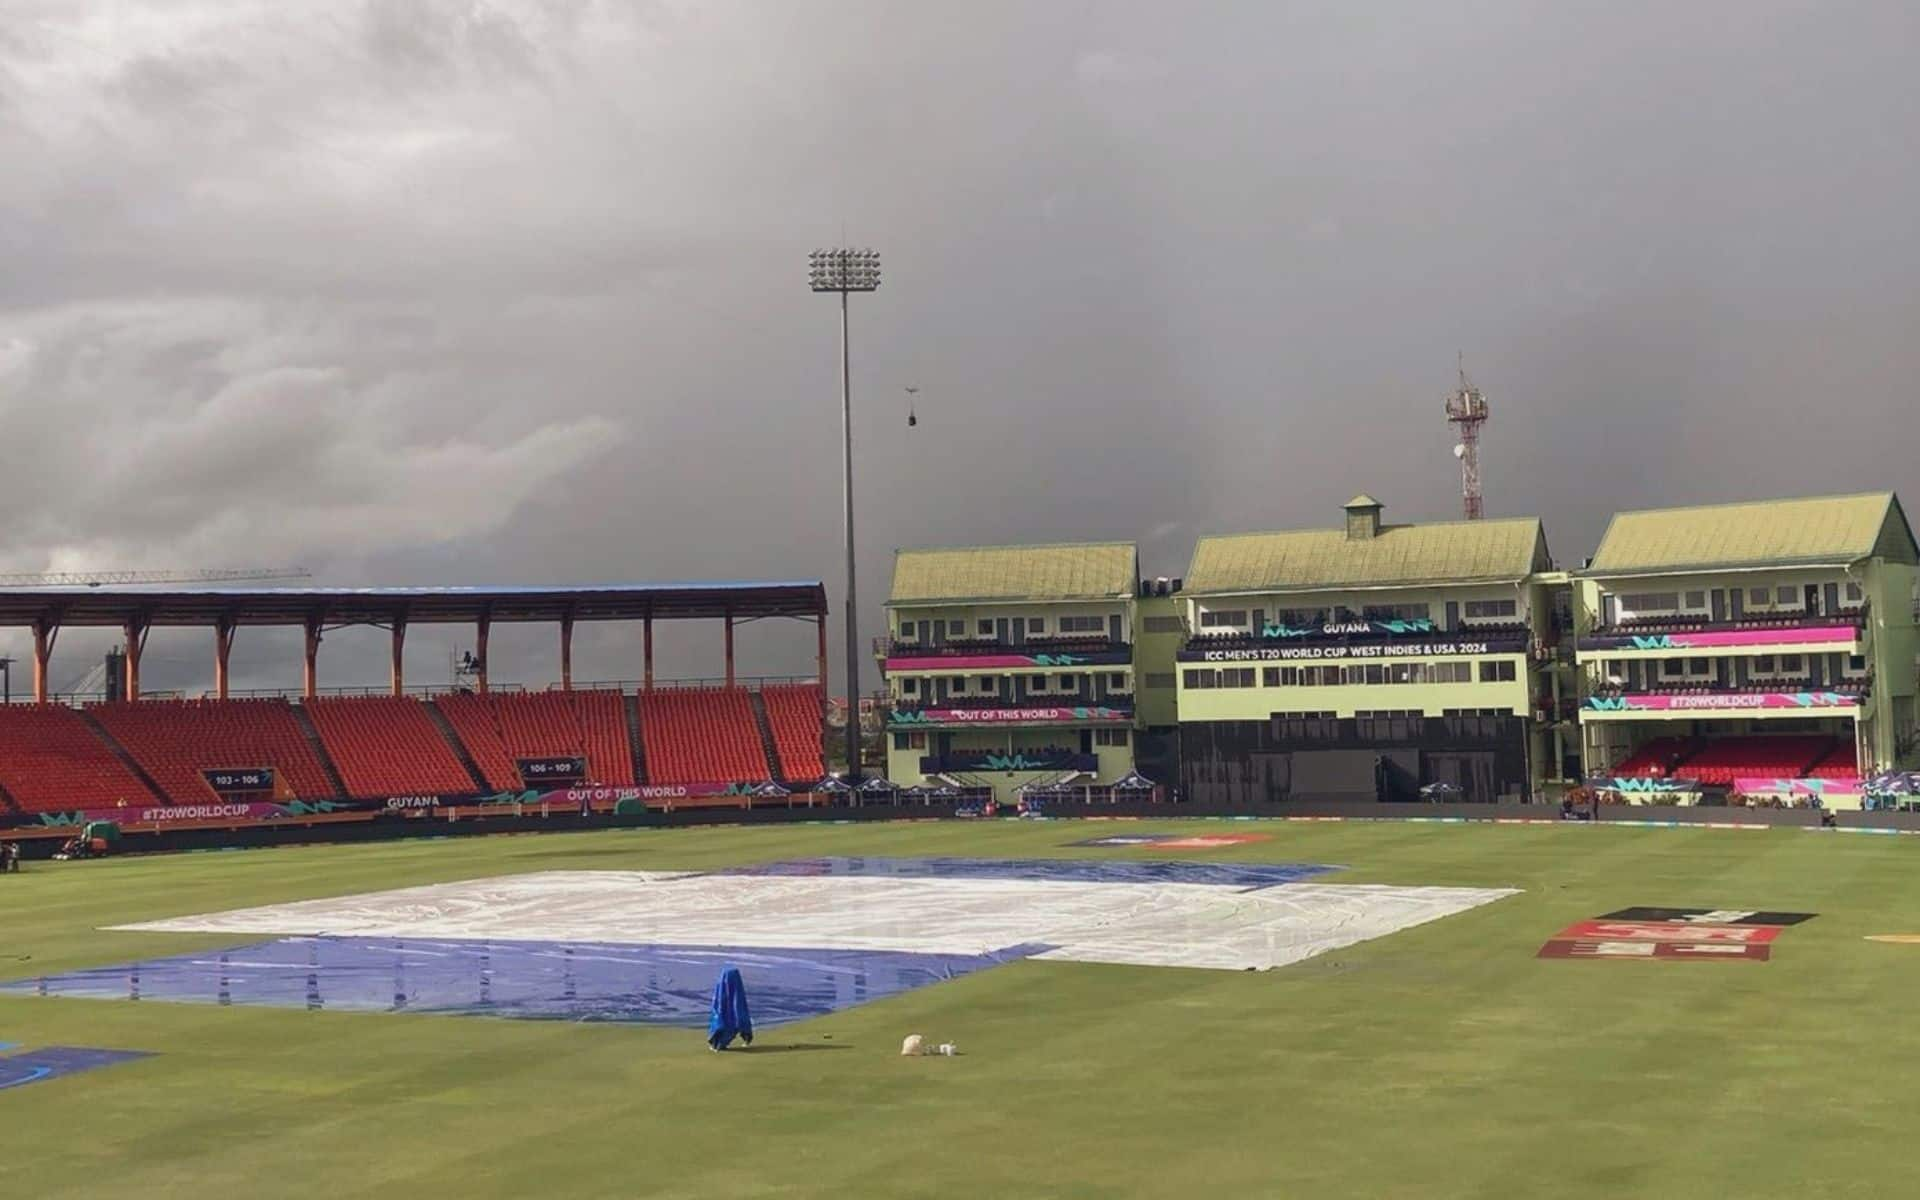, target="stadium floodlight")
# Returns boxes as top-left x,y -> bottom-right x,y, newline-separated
810,247 -> 882,780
